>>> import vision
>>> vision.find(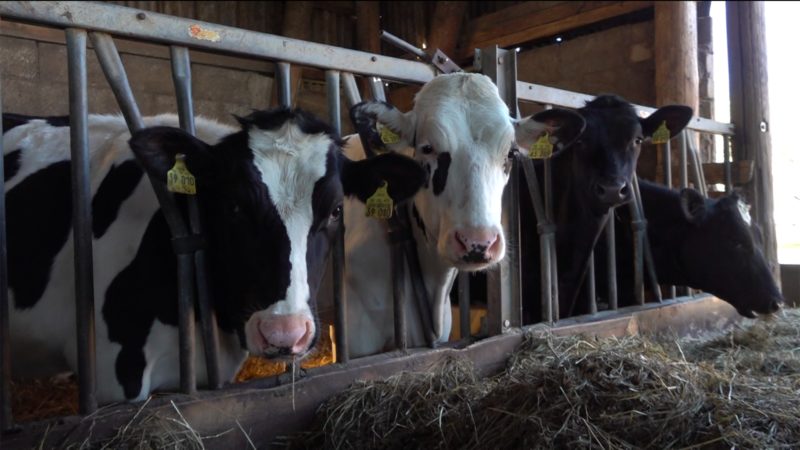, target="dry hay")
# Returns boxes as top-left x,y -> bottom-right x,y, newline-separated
289,308 -> 800,450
